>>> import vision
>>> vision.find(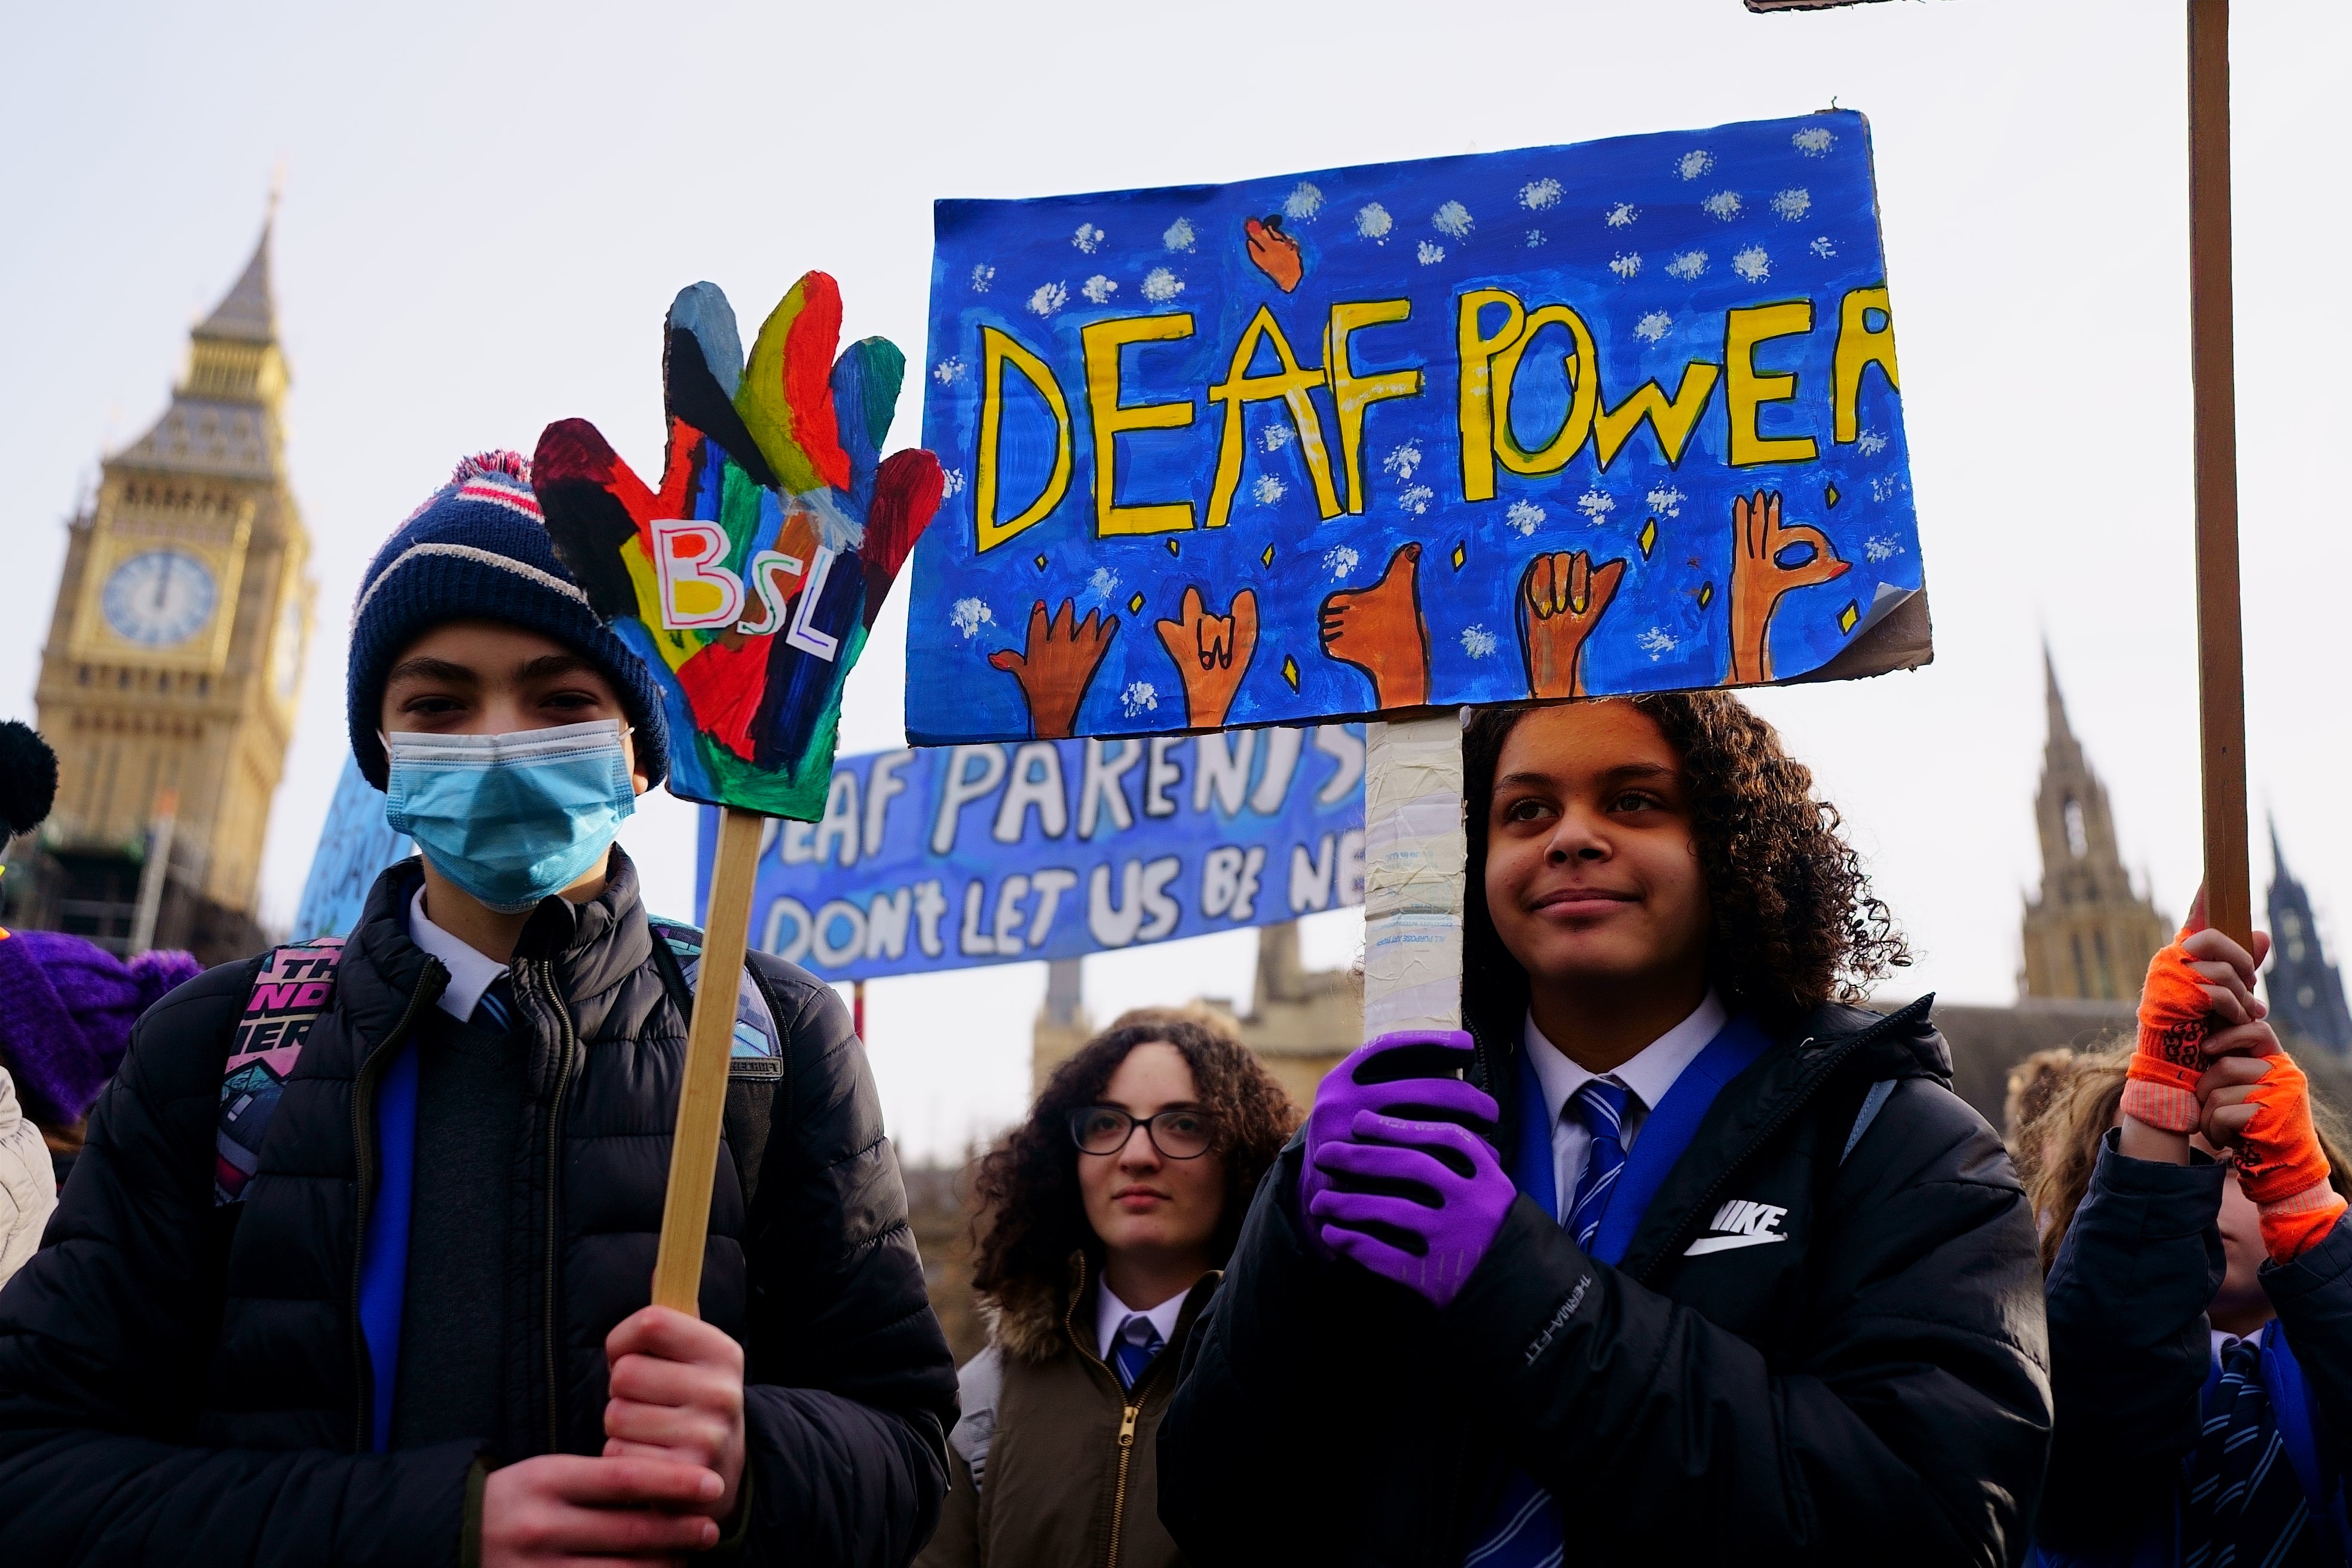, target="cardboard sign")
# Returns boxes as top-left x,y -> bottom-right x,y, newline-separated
697,725 -> 1366,982
910,111 -> 1924,743
535,274 -> 947,819
289,756 -> 412,940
